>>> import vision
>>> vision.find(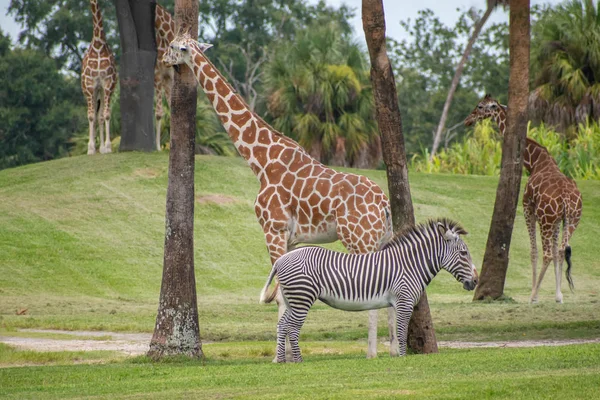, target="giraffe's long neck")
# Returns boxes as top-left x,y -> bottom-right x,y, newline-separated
493,108 -> 539,172
524,138 -> 556,173
493,108 -> 507,138
185,43 -> 309,178
90,0 -> 106,42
